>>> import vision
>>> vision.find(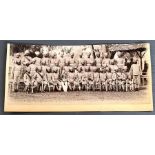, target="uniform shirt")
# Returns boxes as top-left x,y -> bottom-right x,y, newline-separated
33,57 -> 42,66
88,72 -> 94,81
33,72 -> 43,83
50,58 -> 60,67
22,56 -> 32,65
68,72 -> 75,82
52,73 -> 59,82
77,57 -> 85,66
95,57 -> 102,67
106,72 -> 112,79
130,64 -> 141,76
59,57 -> 66,67
94,72 -> 100,82
78,72 -> 83,82
45,73 -> 53,82
29,64 -> 36,76
85,57 -> 95,66
102,58 -> 110,65
42,57 -> 50,66
11,64 -> 22,81
23,72 -> 31,85
112,73 -> 117,80
100,73 -> 107,81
